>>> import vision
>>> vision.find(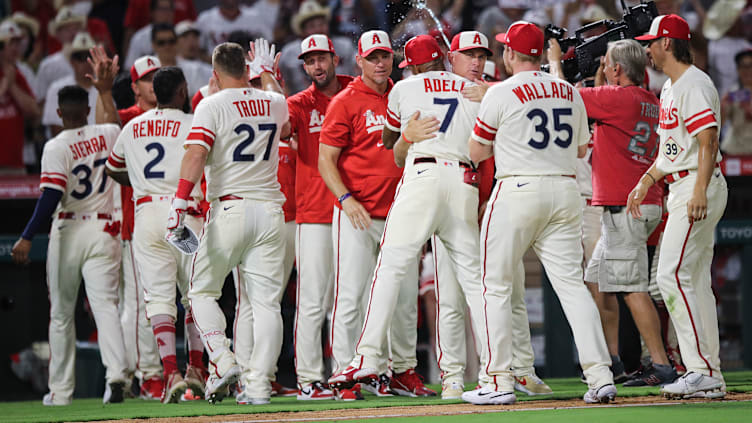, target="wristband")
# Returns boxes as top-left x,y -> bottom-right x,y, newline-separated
644,173 -> 656,184
402,134 -> 413,144
176,178 -> 195,200
338,192 -> 351,204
